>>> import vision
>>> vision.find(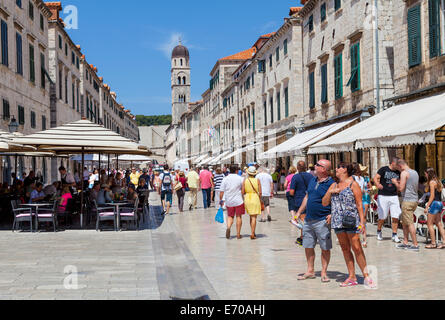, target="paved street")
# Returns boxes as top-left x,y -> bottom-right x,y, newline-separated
0,192 -> 444,300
